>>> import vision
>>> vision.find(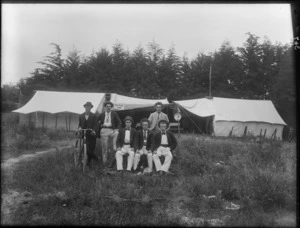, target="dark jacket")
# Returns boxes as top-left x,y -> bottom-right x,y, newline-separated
151,131 -> 178,152
134,129 -> 153,151
96,111 -> 122,137
116,128 -> 137,148
78,112 -> 97,137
